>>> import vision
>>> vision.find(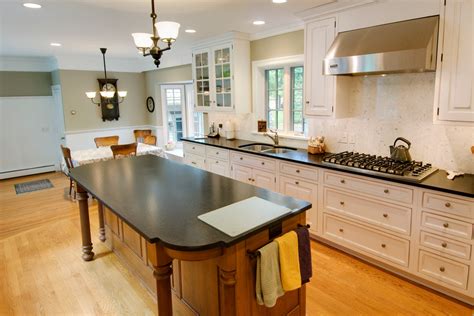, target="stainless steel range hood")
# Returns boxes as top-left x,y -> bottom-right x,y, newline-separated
323,16 -> 439,76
